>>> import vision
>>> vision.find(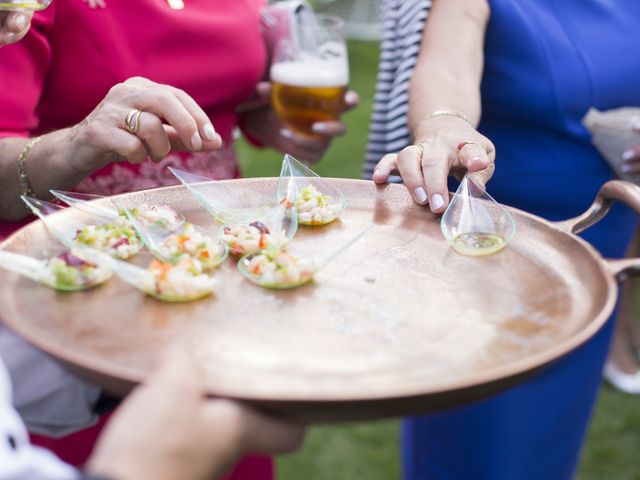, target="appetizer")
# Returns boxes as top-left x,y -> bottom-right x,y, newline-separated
238,247 -> 315,289
74,221 -> 142,259
157,223 -> 227,269
295,184 -> 342,226
139,257 -> 216,302
40,251 -> 112,291
221,221 -> 286,256
128,203 -> 184,232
